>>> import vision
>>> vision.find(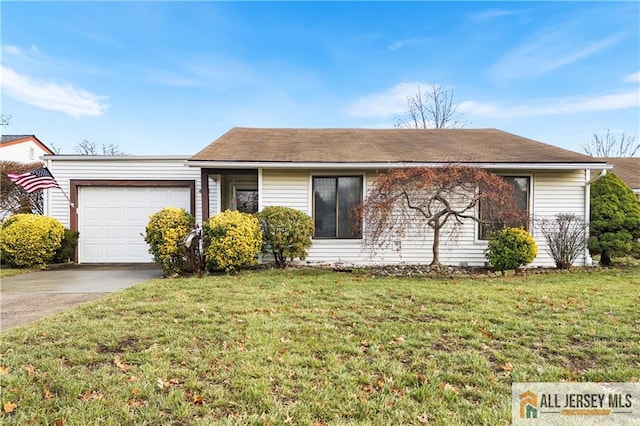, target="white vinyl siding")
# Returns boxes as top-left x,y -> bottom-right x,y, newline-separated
300,170 -> 587,267
261,170 -> 309,212
208,175 -> 220,217
530,170 -> 587,266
